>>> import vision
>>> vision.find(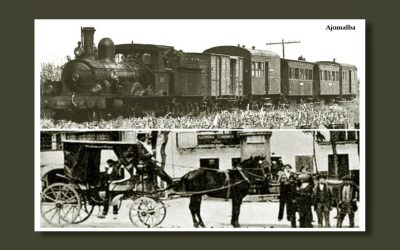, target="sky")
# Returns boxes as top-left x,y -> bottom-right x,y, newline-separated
35,19 -> 365,81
